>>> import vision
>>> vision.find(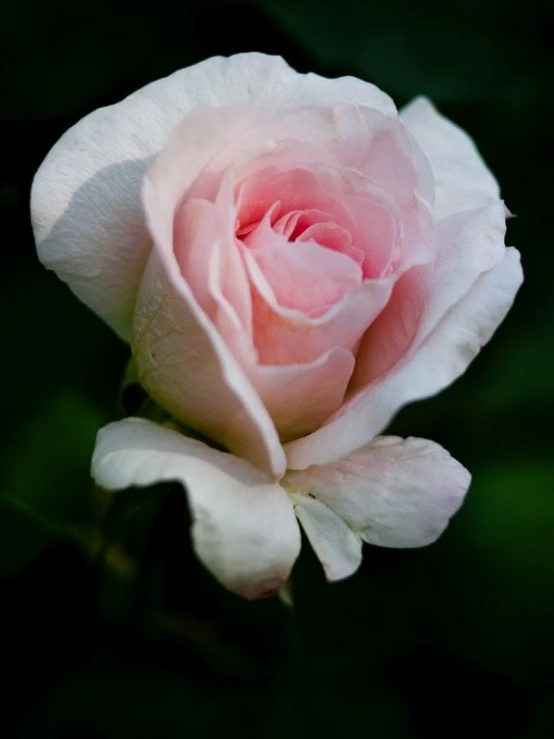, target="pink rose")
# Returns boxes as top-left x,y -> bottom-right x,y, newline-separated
32,54 -> 522,598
